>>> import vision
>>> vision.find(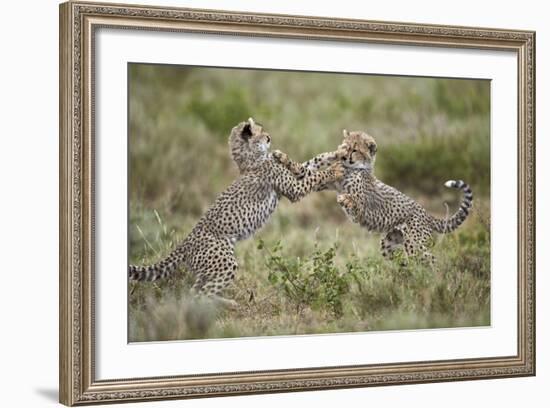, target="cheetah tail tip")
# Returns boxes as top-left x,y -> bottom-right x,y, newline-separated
444,180 -> 467,189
